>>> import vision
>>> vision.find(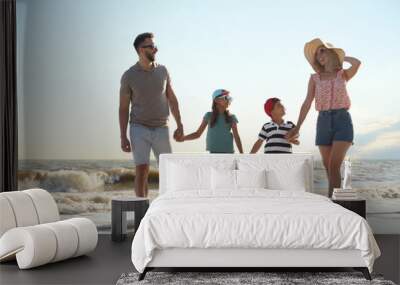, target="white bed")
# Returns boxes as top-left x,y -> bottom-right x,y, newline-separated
131,153 -> 380,280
